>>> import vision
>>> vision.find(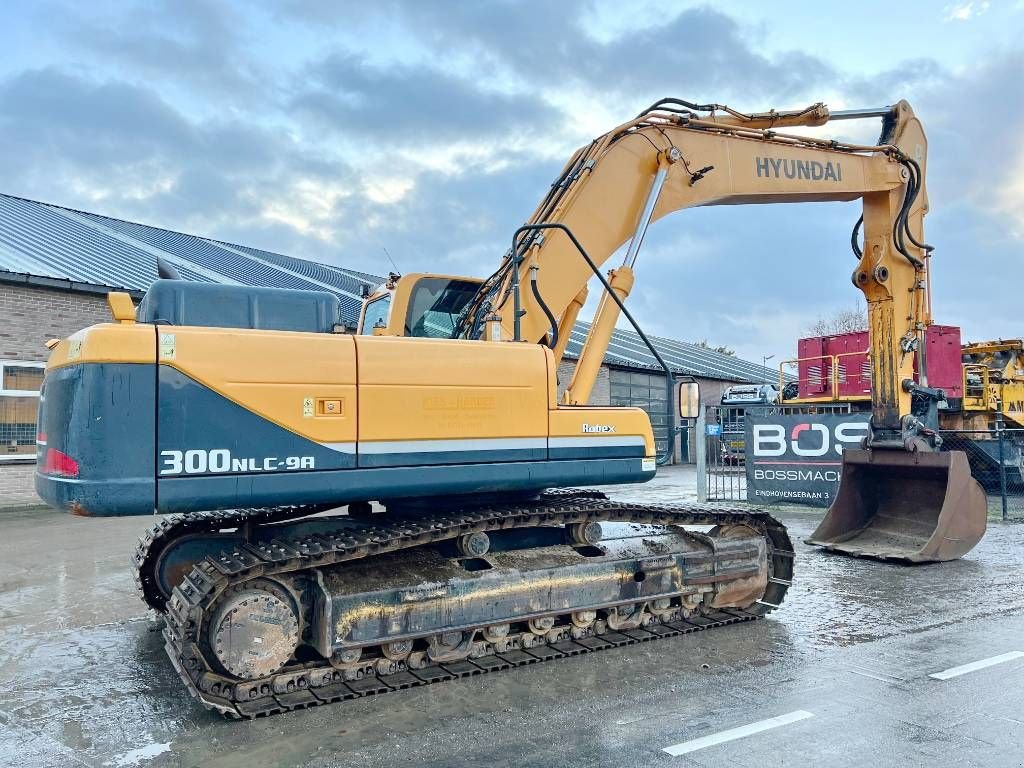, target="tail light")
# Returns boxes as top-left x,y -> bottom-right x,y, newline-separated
43,448 -> 79,478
